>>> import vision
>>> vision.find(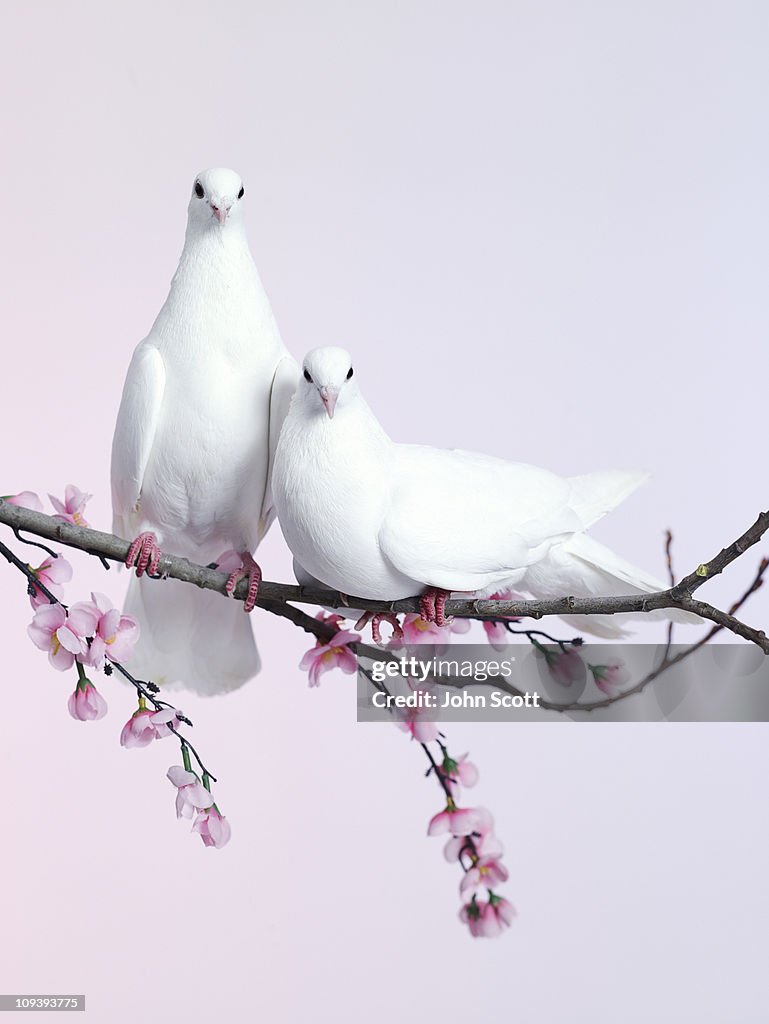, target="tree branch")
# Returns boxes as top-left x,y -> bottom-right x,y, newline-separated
1,501 -> 767,651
